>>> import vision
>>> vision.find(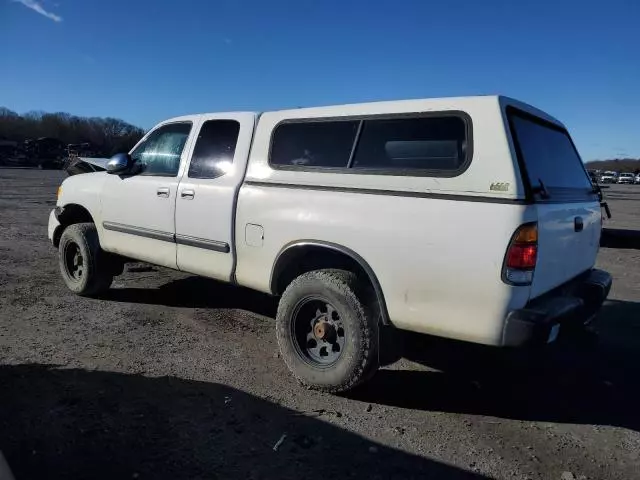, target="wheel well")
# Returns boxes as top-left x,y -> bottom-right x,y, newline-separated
271,242 -> 390,325
53,204 -> 94,247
